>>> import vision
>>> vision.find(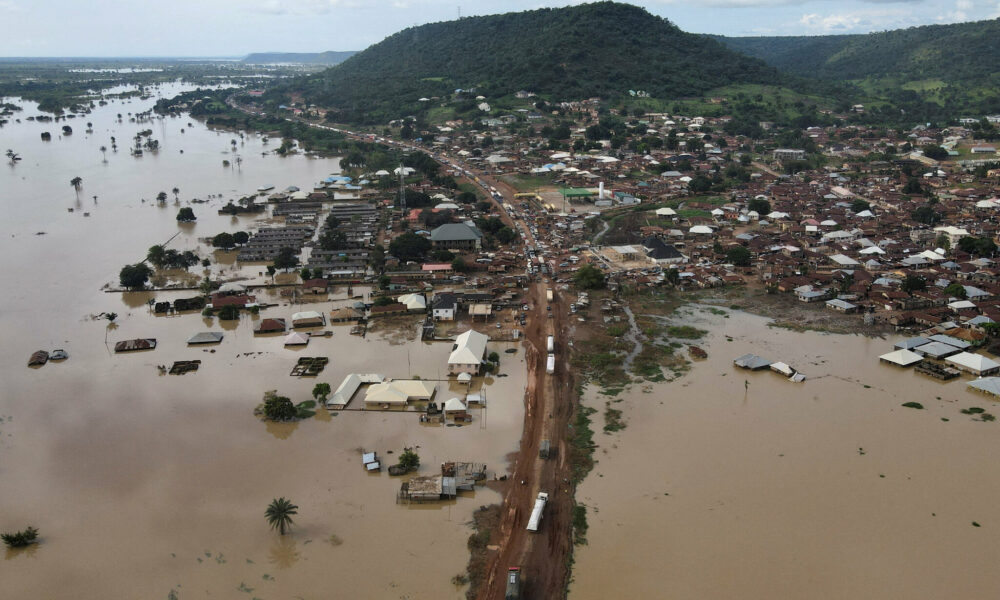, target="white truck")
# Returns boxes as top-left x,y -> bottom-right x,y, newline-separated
546,288 -> 554,302
546,335 -> 555,353
526,492 -> 549,532
546,353 -> 555,375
